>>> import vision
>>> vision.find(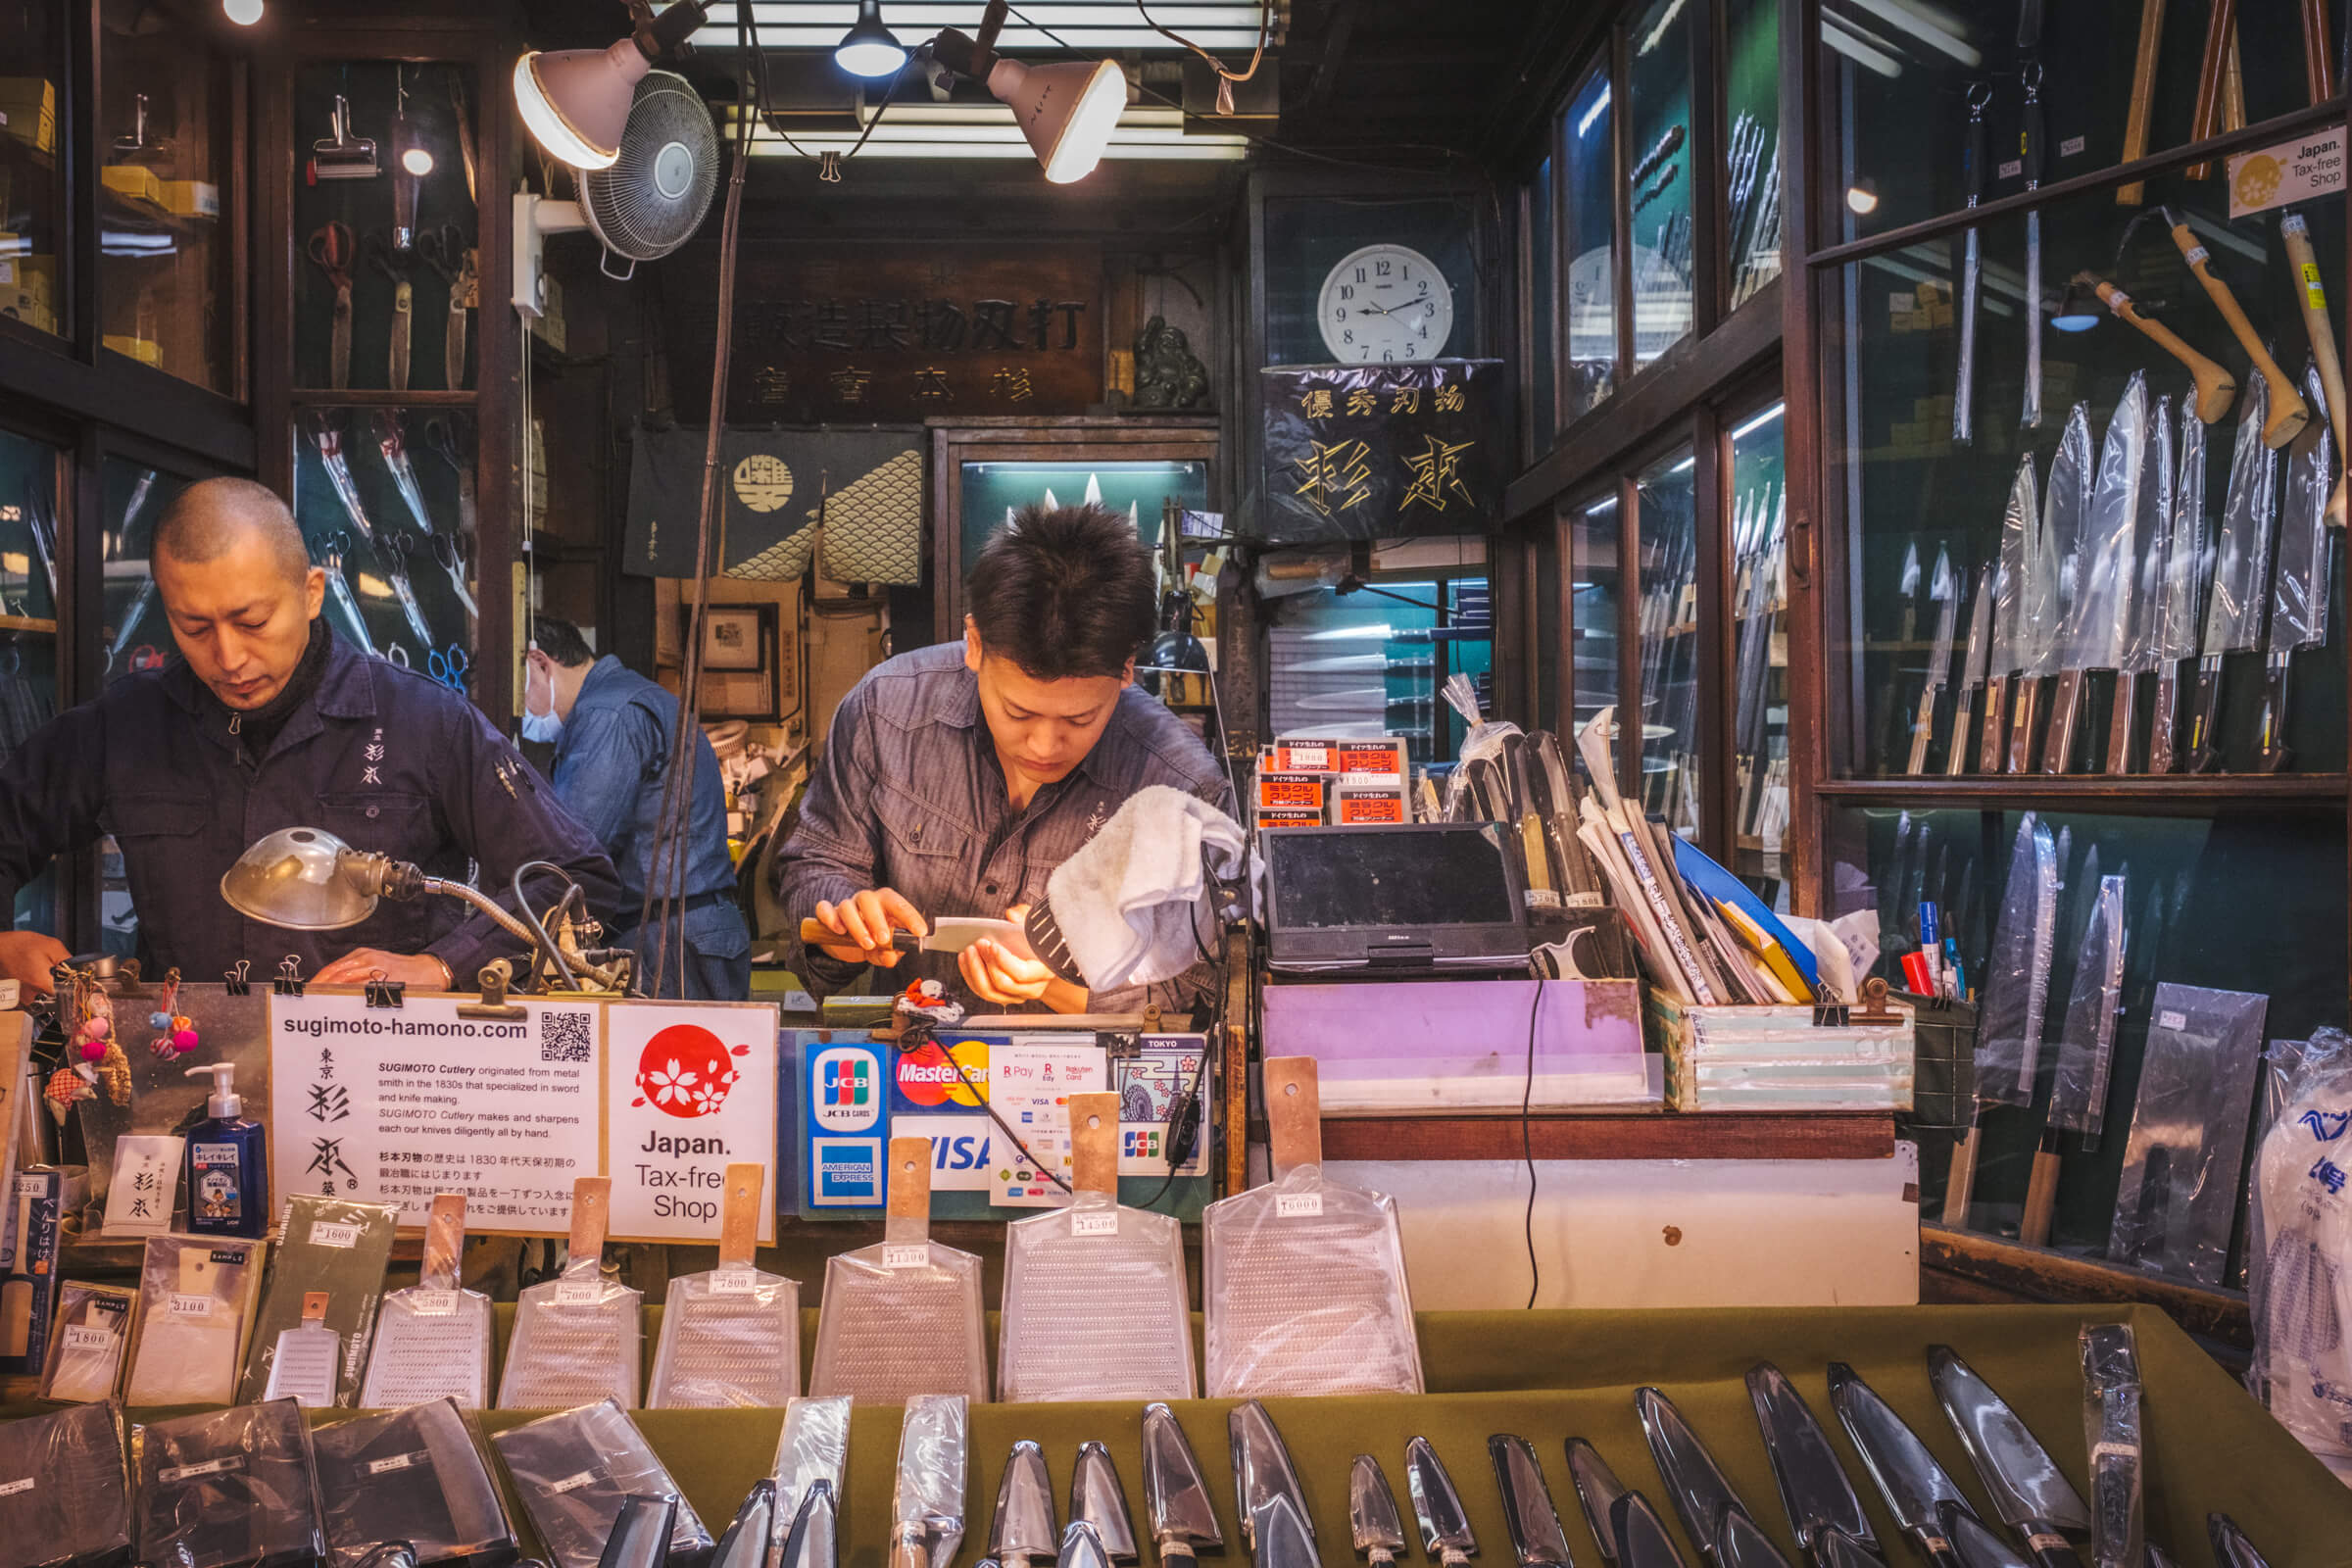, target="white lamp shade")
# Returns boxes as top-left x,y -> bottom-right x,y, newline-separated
987,56 -> 1128,183
514,39 -> 652,170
